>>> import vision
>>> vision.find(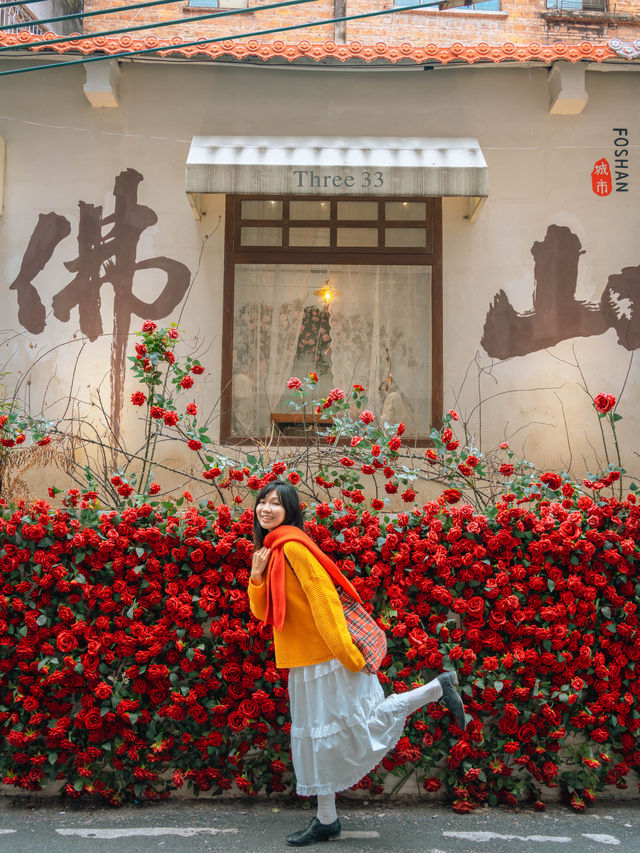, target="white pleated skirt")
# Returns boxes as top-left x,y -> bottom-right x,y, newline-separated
288,658 -> 409,796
